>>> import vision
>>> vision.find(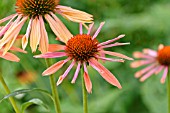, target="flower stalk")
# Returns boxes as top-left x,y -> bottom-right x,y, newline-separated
167,70 -> 170,113
45,59 -> 62,113
0,72 -> 20,113
81,68 -> 88,113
